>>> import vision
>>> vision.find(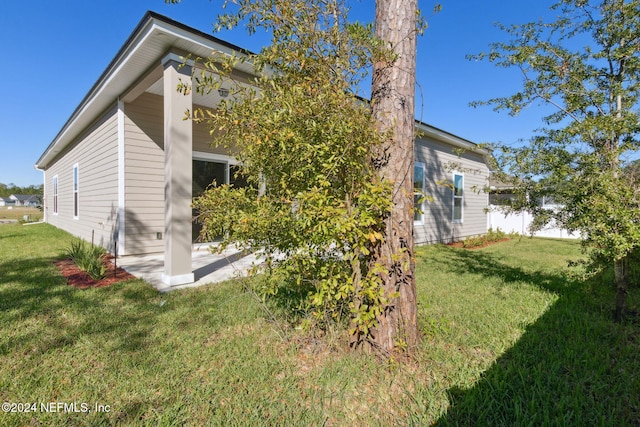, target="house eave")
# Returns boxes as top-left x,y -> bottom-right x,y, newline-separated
36,11 -> 491,171
35,11 -> 255,170
415,121 -> 490,156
